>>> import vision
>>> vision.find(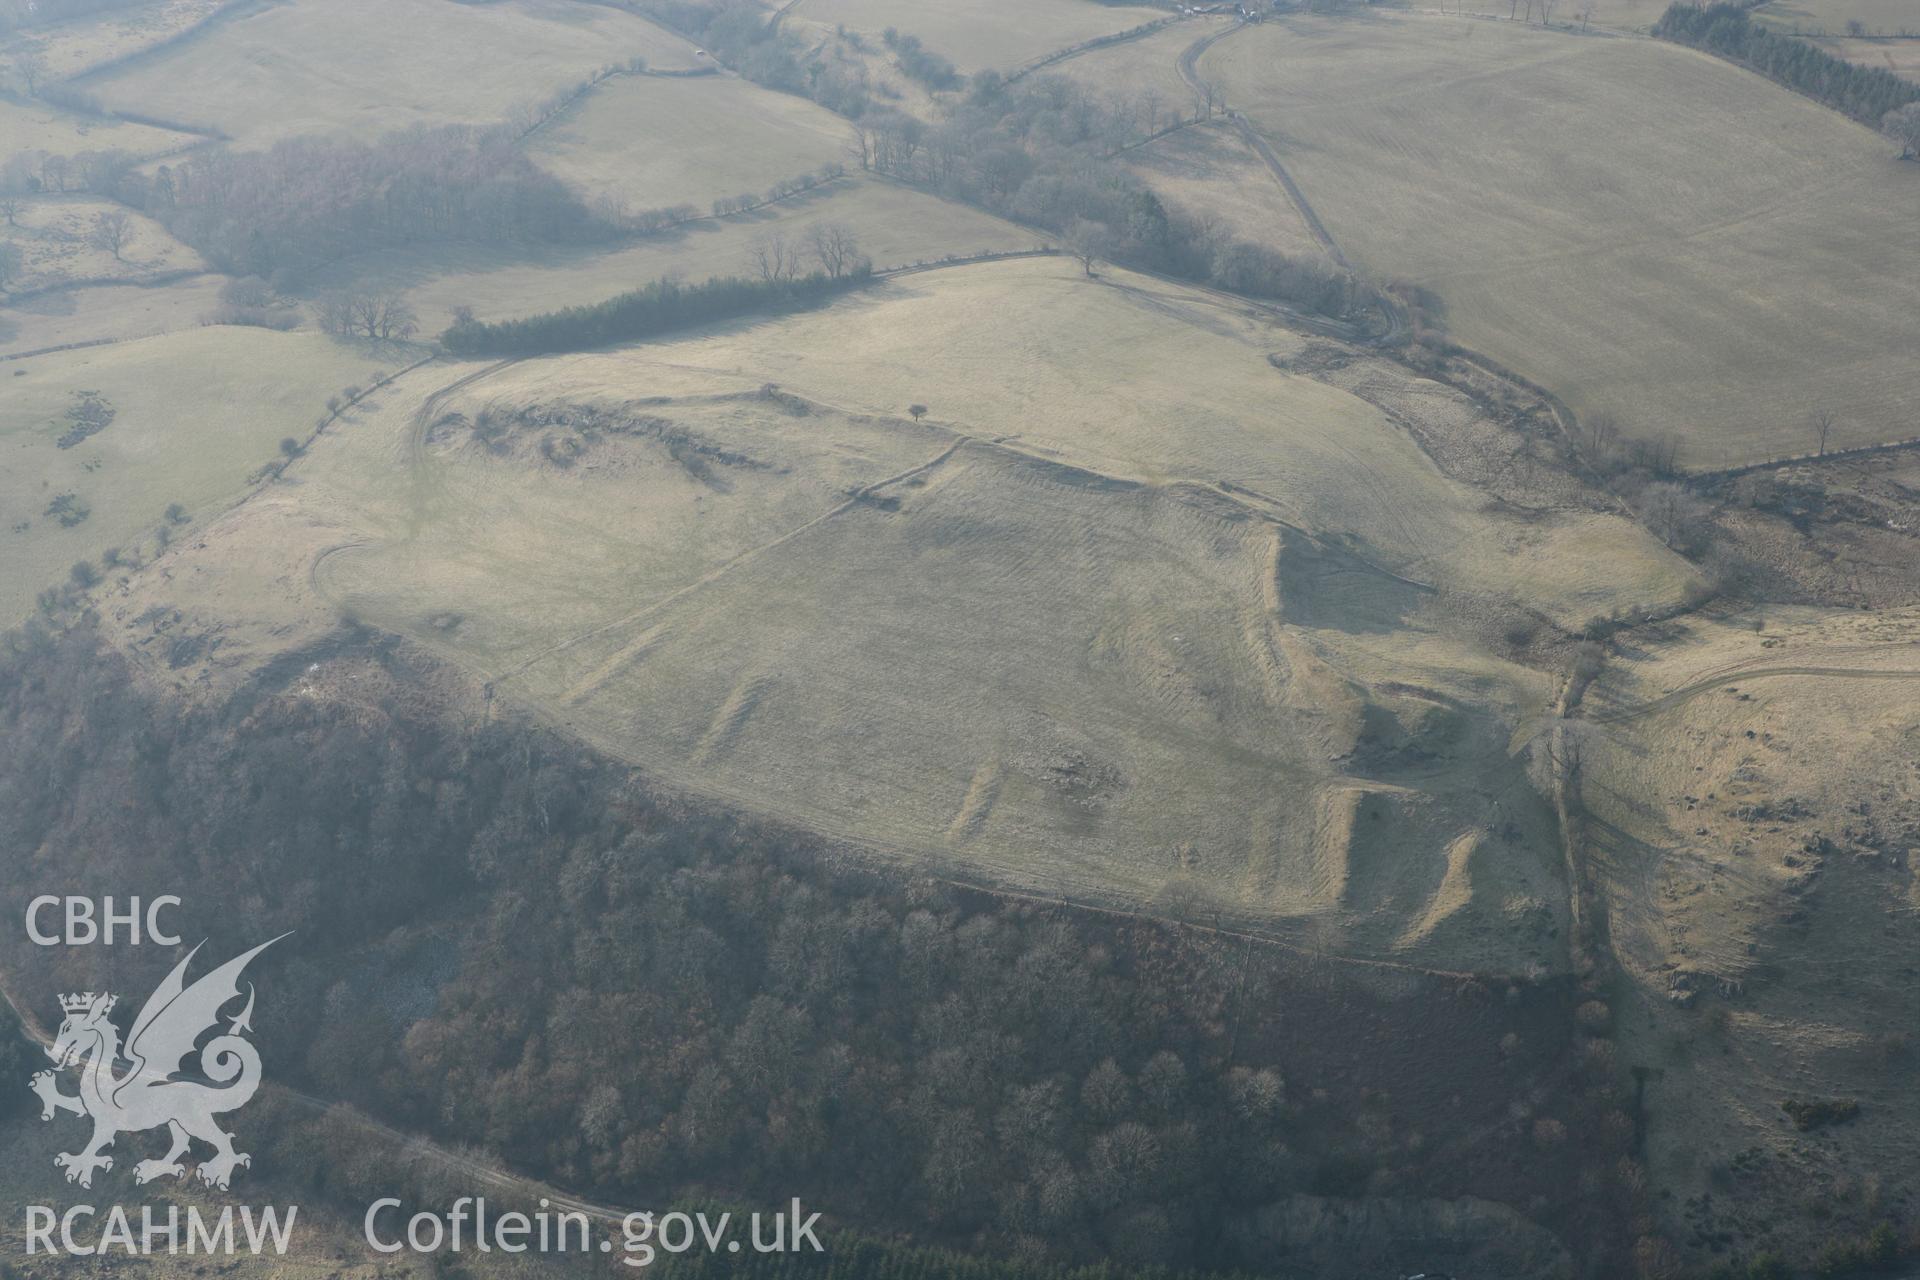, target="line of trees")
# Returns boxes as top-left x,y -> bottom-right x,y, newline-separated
1654,3 -> 1920,128
855,76 -> 1358,319
883,26 -> 962,92
619,0 -> 877,116
2,147 -> 142,199
439,264 -> 873,357
610,3 -> 1353,317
